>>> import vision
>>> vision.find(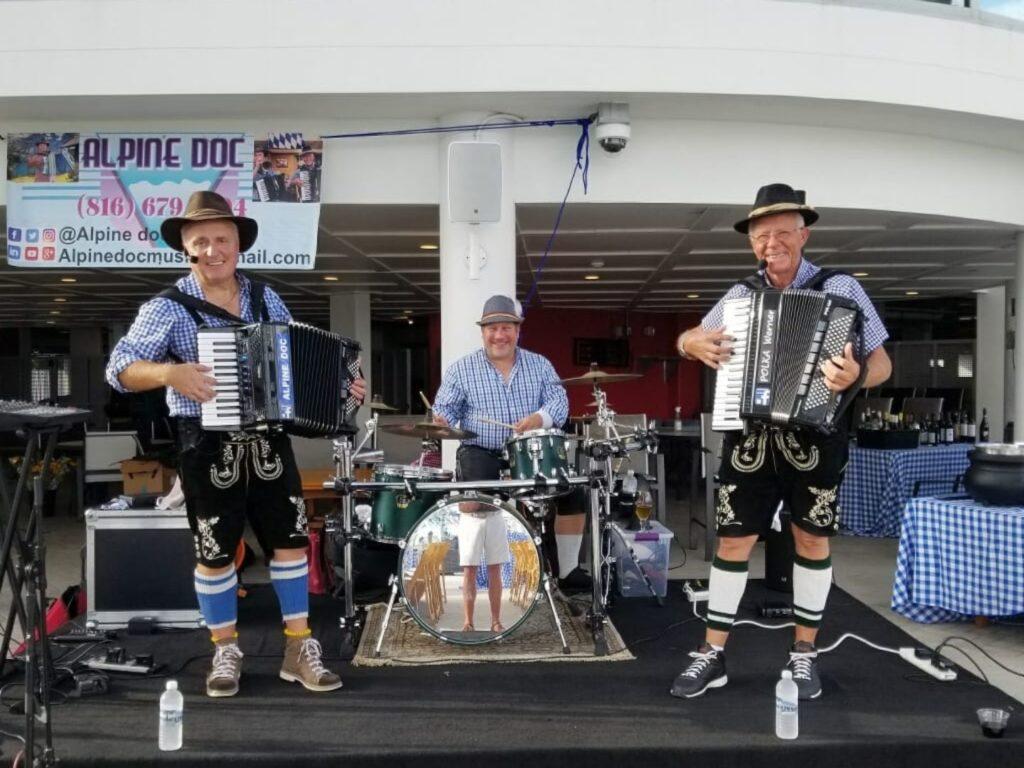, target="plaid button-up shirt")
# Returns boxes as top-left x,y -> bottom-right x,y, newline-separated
433,348 -> 569,451
105,272 -> 291,418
